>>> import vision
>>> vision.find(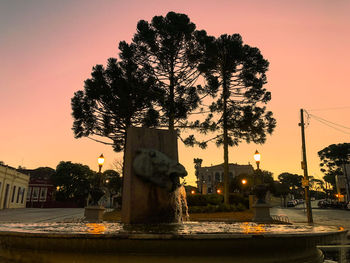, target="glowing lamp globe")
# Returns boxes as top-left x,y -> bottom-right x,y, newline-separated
98,154 -> 105,166
254,150 -> 260,163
